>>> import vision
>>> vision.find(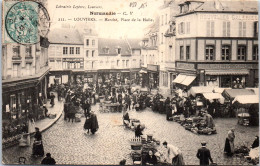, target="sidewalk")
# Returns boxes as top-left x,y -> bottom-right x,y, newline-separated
35,93 -> 64,133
